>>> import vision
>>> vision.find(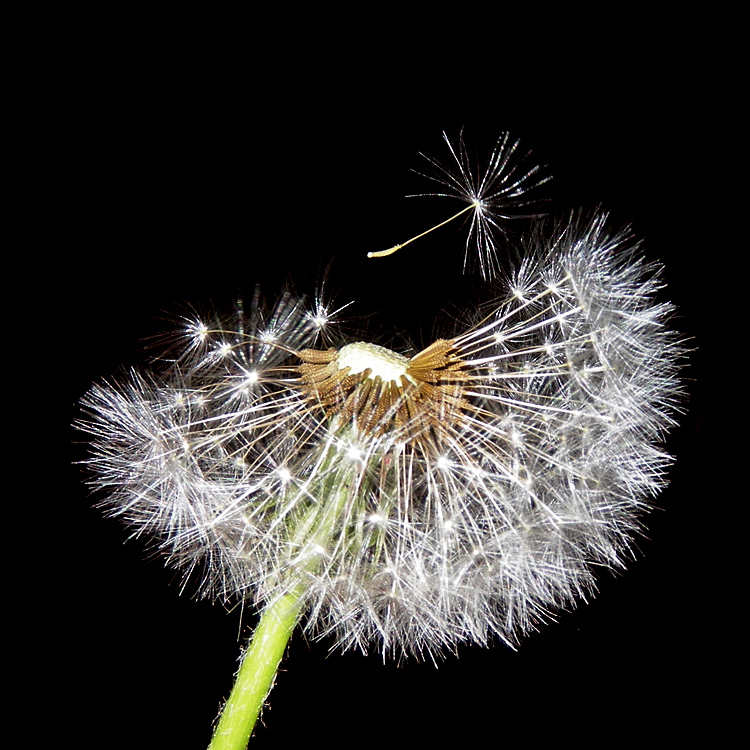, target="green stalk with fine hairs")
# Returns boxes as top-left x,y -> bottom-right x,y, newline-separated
209,433 -> 359,749
208,587 -> 303,750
